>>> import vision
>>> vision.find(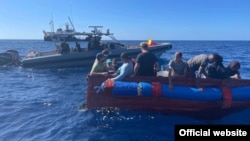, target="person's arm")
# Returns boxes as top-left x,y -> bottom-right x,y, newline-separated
230,73 -> 241,79
133,54 -> 142,76
199,60 -> 209,78
90,71 -> 108,76
111,64 -> 128,81
197,66 -> 208,78
168,60 -> 173,90
196,64 -> 211,91
234,71 -> 241,79
195,65 -> 204,91
110,67 -> 121,78
133,63 -> 140,76
89,62 -> 97,76
168,68 -> 173,90
154,62 -> 159,72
